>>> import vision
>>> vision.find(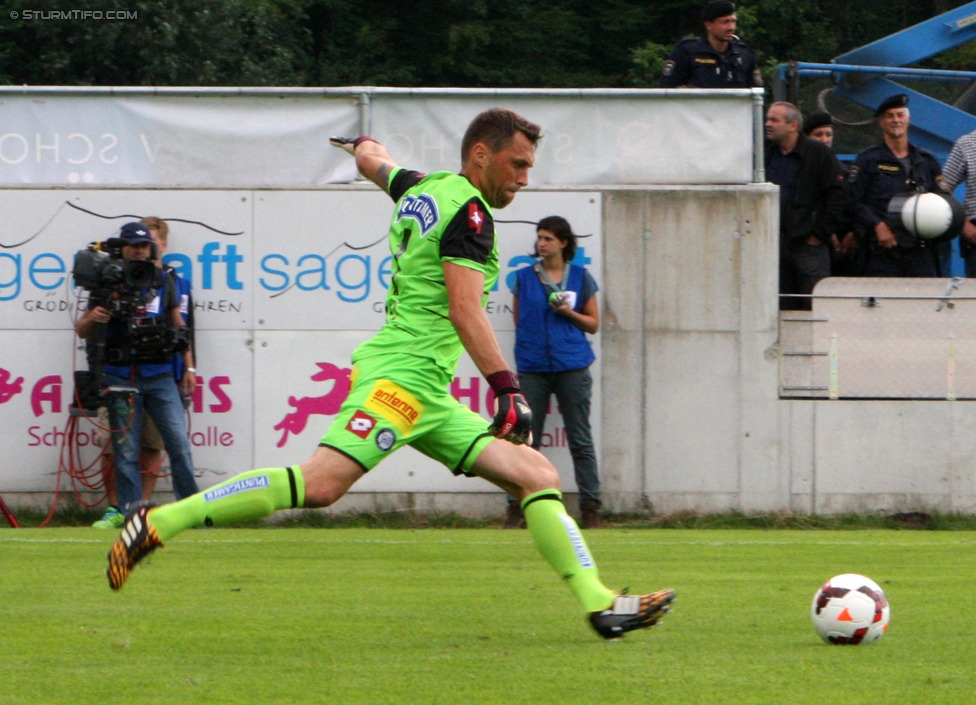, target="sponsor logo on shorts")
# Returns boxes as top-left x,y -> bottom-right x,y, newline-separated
376,428 -> 396,452
204,475 -> 269,503
346,409 -> 378,439
559,513 -> 594,568
365,380 -> 423,434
